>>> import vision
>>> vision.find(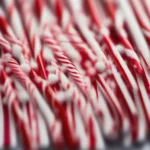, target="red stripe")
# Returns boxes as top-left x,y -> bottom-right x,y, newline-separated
3,104 -> 10,146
